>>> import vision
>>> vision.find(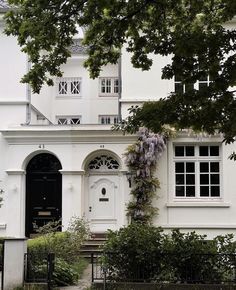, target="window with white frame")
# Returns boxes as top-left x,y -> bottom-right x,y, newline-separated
57,116 -> 81,125
57,77 -> 82,96
99,115 -> 119,124
174,145 -> 221,198
99,77 -> 119,96
174,73 -> 212,93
